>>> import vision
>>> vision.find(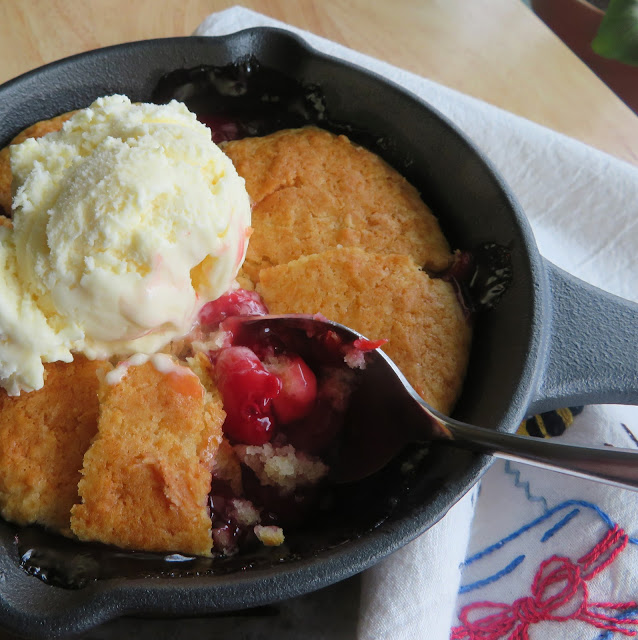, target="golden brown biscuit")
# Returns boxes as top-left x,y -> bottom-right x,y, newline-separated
70,360 -> 224,556
0,111 -> 74,215
212,439 -> 243,497
0,356 -> 106,534
257,247 -> 471,413
222,127 -> 452,284
186,353 -> 243,495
